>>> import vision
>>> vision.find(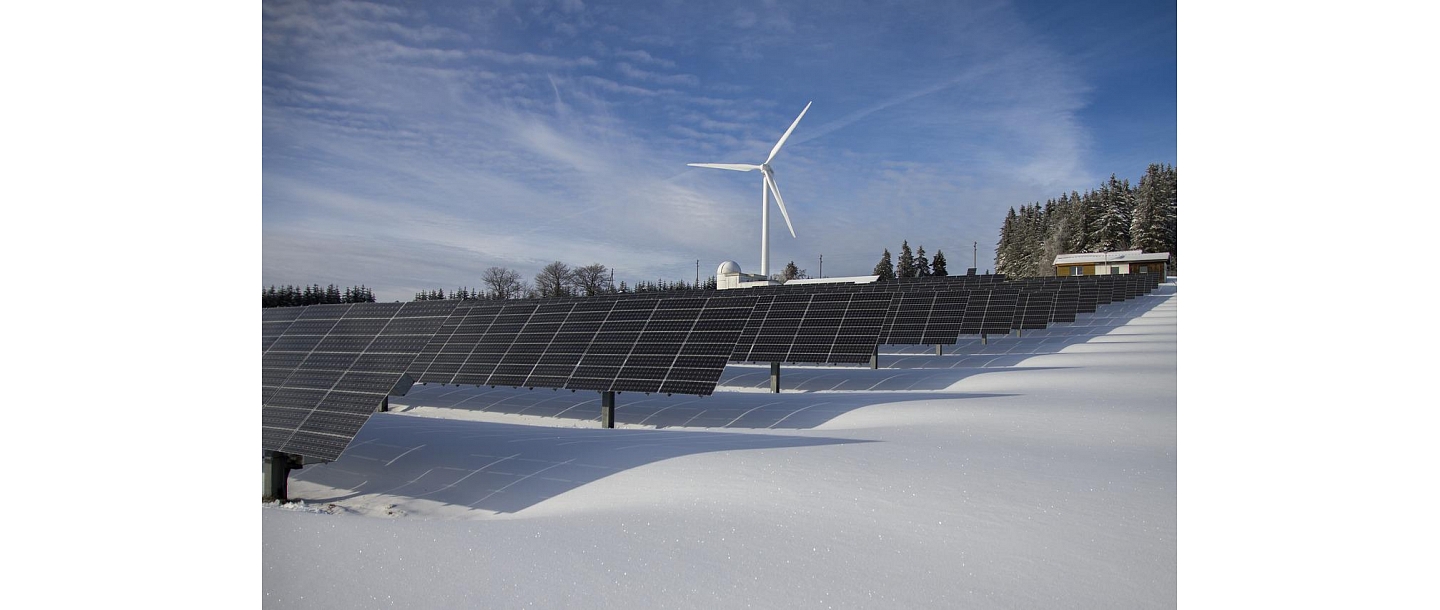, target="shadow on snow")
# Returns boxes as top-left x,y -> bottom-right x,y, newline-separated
290,417 -> 870,514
